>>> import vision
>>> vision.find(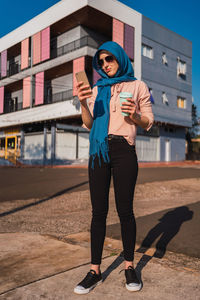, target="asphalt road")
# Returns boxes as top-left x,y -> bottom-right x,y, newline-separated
0,166 -> 200,202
